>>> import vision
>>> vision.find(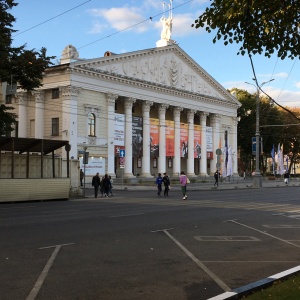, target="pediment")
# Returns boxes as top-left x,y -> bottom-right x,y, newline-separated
74,44 -> 239,106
